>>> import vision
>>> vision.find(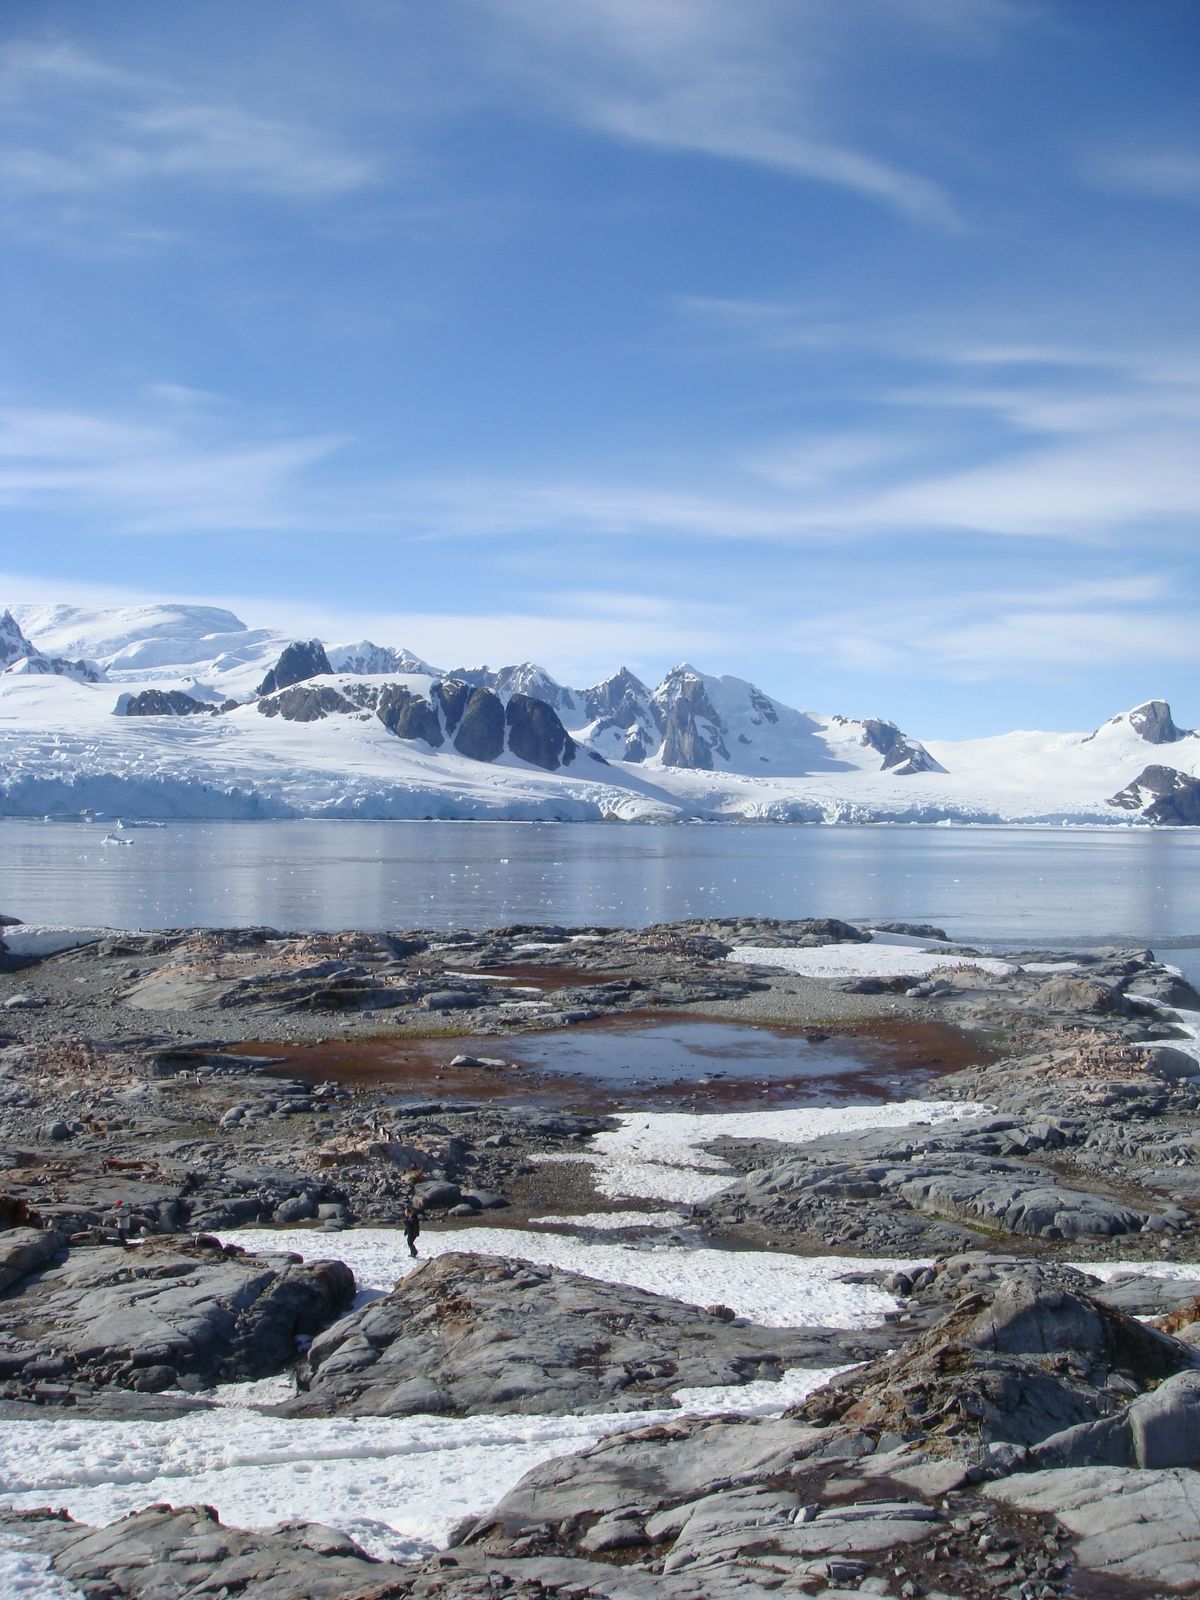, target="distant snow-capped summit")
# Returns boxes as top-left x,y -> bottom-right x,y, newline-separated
1,608 -> 103,684
445,662 -> 581,720
326,641 -> 441,677
1086,699 -> 1195,748
3,599 -> 1196,823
